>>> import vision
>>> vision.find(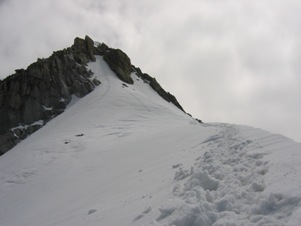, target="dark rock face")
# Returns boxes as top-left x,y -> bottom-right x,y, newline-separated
0,35 -> 98,155
0,131 -> 20,155
72,35 -> 96,64
103,49 -> 133,84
